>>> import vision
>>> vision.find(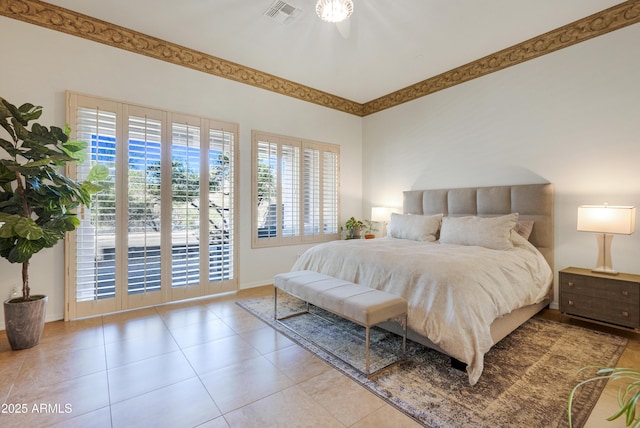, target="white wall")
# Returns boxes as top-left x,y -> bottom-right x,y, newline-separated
363,24 -> 640,306
0,17 -> 363,327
